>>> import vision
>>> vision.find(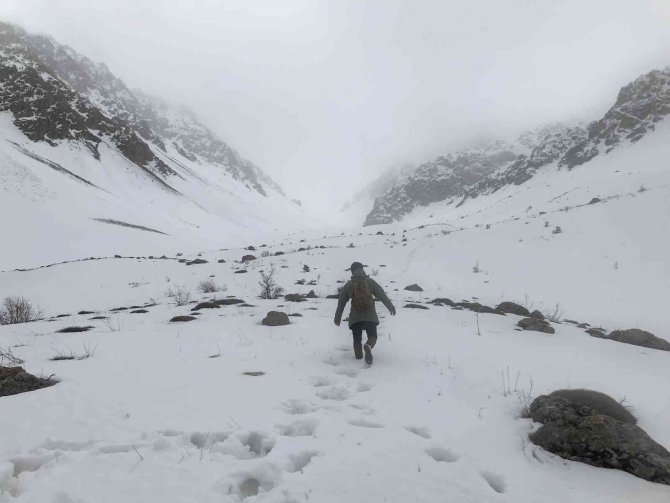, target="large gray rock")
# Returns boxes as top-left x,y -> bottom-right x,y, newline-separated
517,317 -> 555,334
546,389 -> 636,425
1,366 -> 57,397
404,284 -> 423,292
603,329 -> 670,351
529,393 -> 670,485
284,294 -> 307,303
496,301 -> 530,317
262,311 -> 290,326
